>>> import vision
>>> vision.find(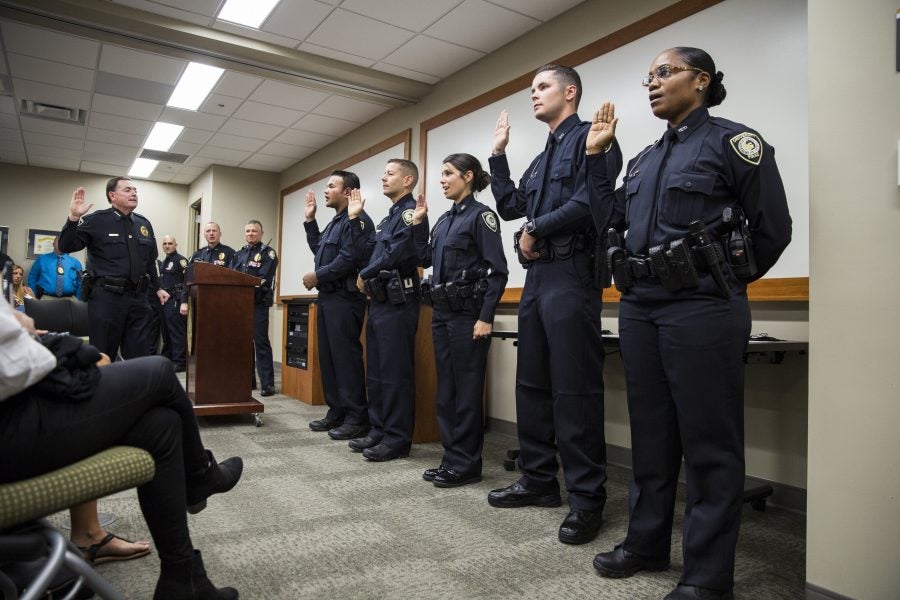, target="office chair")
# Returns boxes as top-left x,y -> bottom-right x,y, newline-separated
23,297 -> 89,337
0,447 -> 155,599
